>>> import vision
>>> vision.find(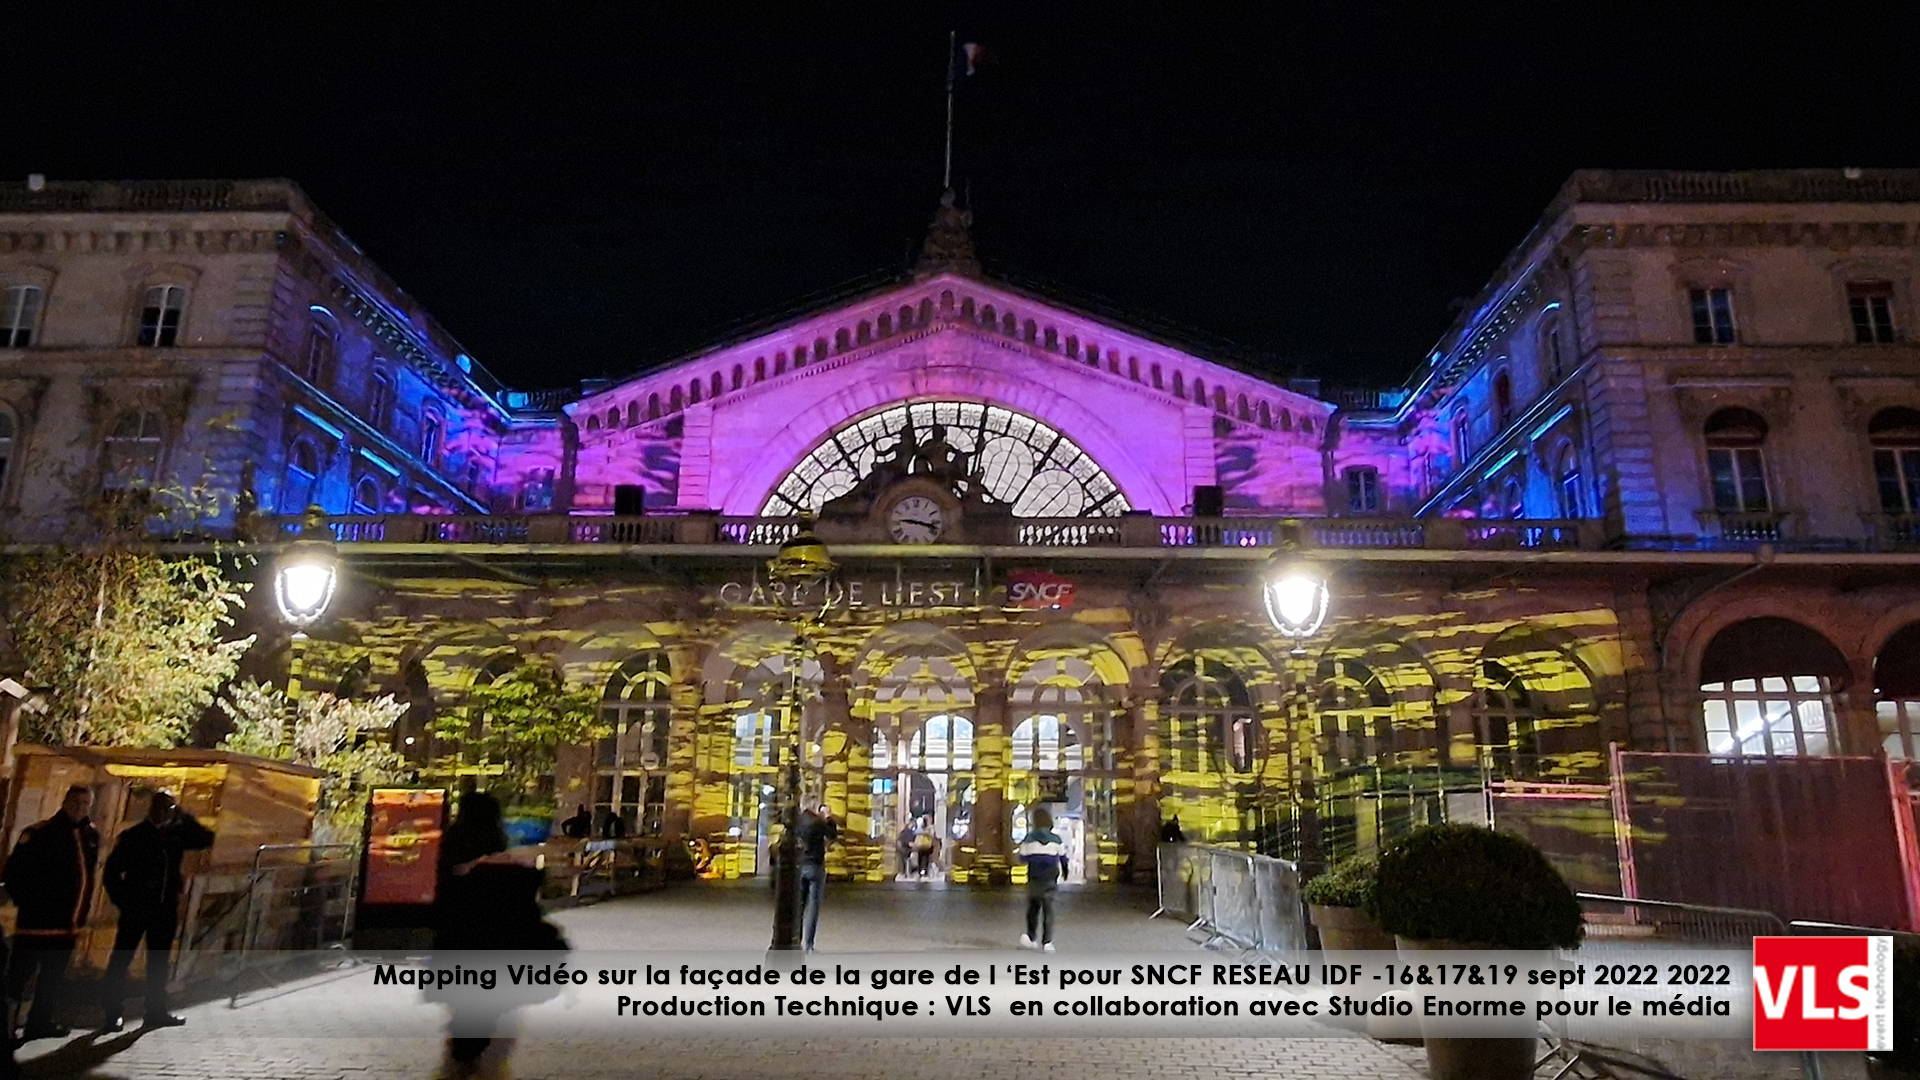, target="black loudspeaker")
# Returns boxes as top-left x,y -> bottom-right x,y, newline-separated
1192,485 -> 1223,517
613,484 -> 646,515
